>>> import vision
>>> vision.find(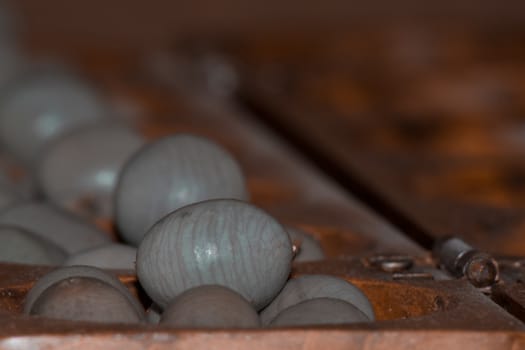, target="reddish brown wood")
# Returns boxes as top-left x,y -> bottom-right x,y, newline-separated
1,7 -> 524,346
0,329 -> 523,350
235,27 -> 525,257
0,261 -> 522,337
